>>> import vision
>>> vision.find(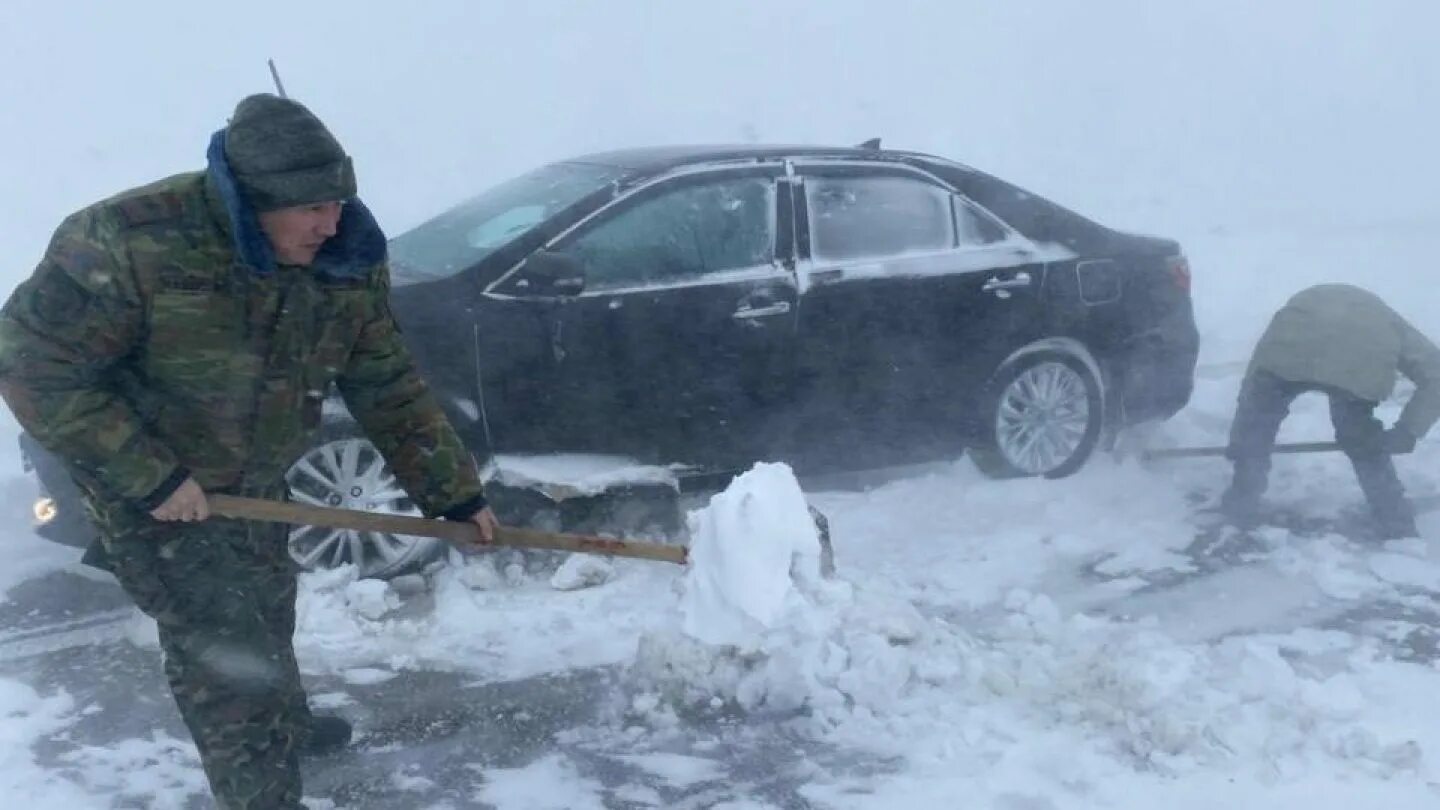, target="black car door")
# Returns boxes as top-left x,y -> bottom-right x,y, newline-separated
538,165 -> 799,467
789,164 -> 1046,469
